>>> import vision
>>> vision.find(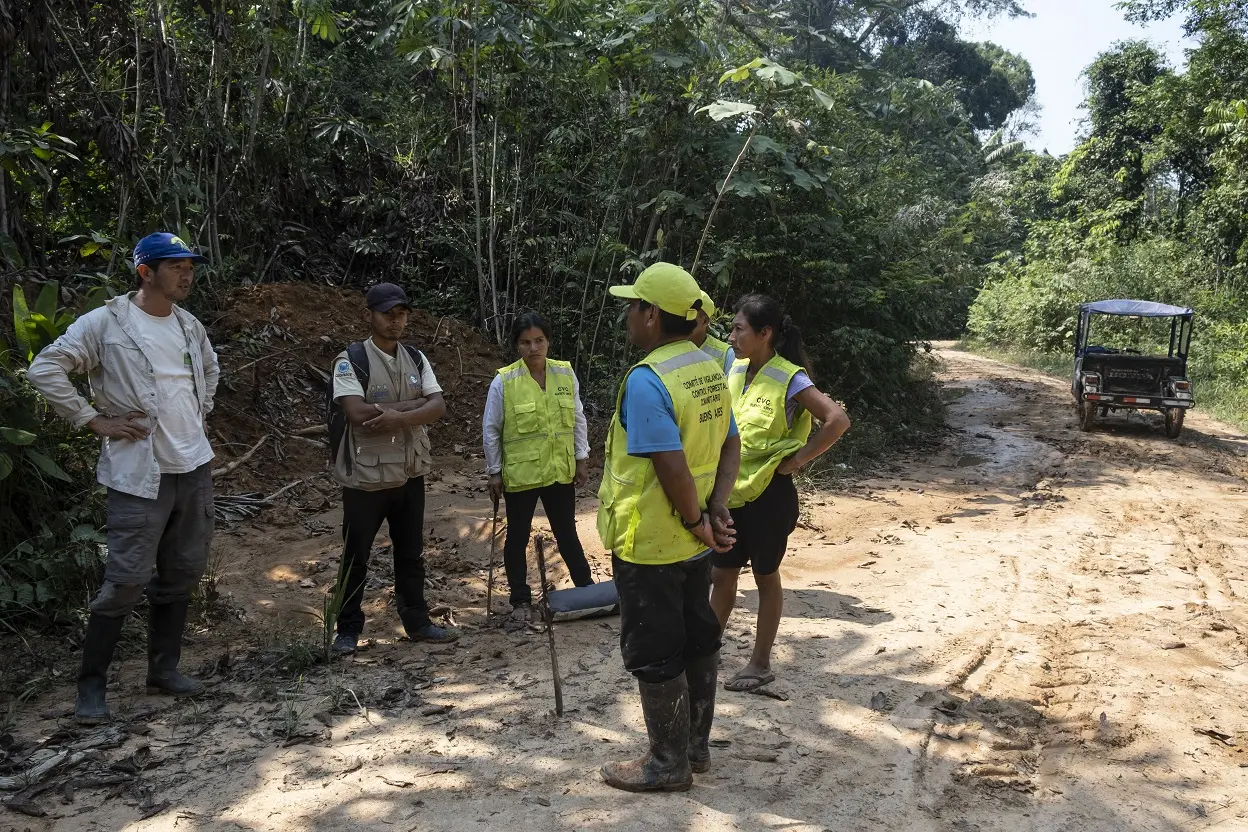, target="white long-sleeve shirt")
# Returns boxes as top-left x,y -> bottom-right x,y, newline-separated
28,293 -> 218,499
482,368 -> 590,476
